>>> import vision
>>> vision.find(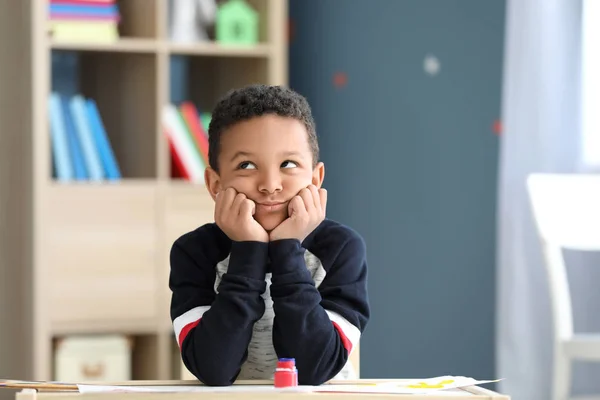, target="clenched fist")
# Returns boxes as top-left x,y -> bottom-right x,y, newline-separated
214,187 -> 269,243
